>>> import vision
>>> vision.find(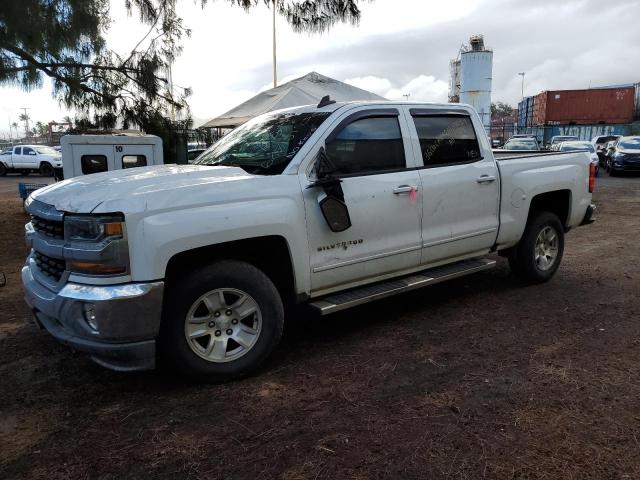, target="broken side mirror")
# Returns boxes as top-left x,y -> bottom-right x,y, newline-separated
308,147 -> 352,233
318,192 -> 352,233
